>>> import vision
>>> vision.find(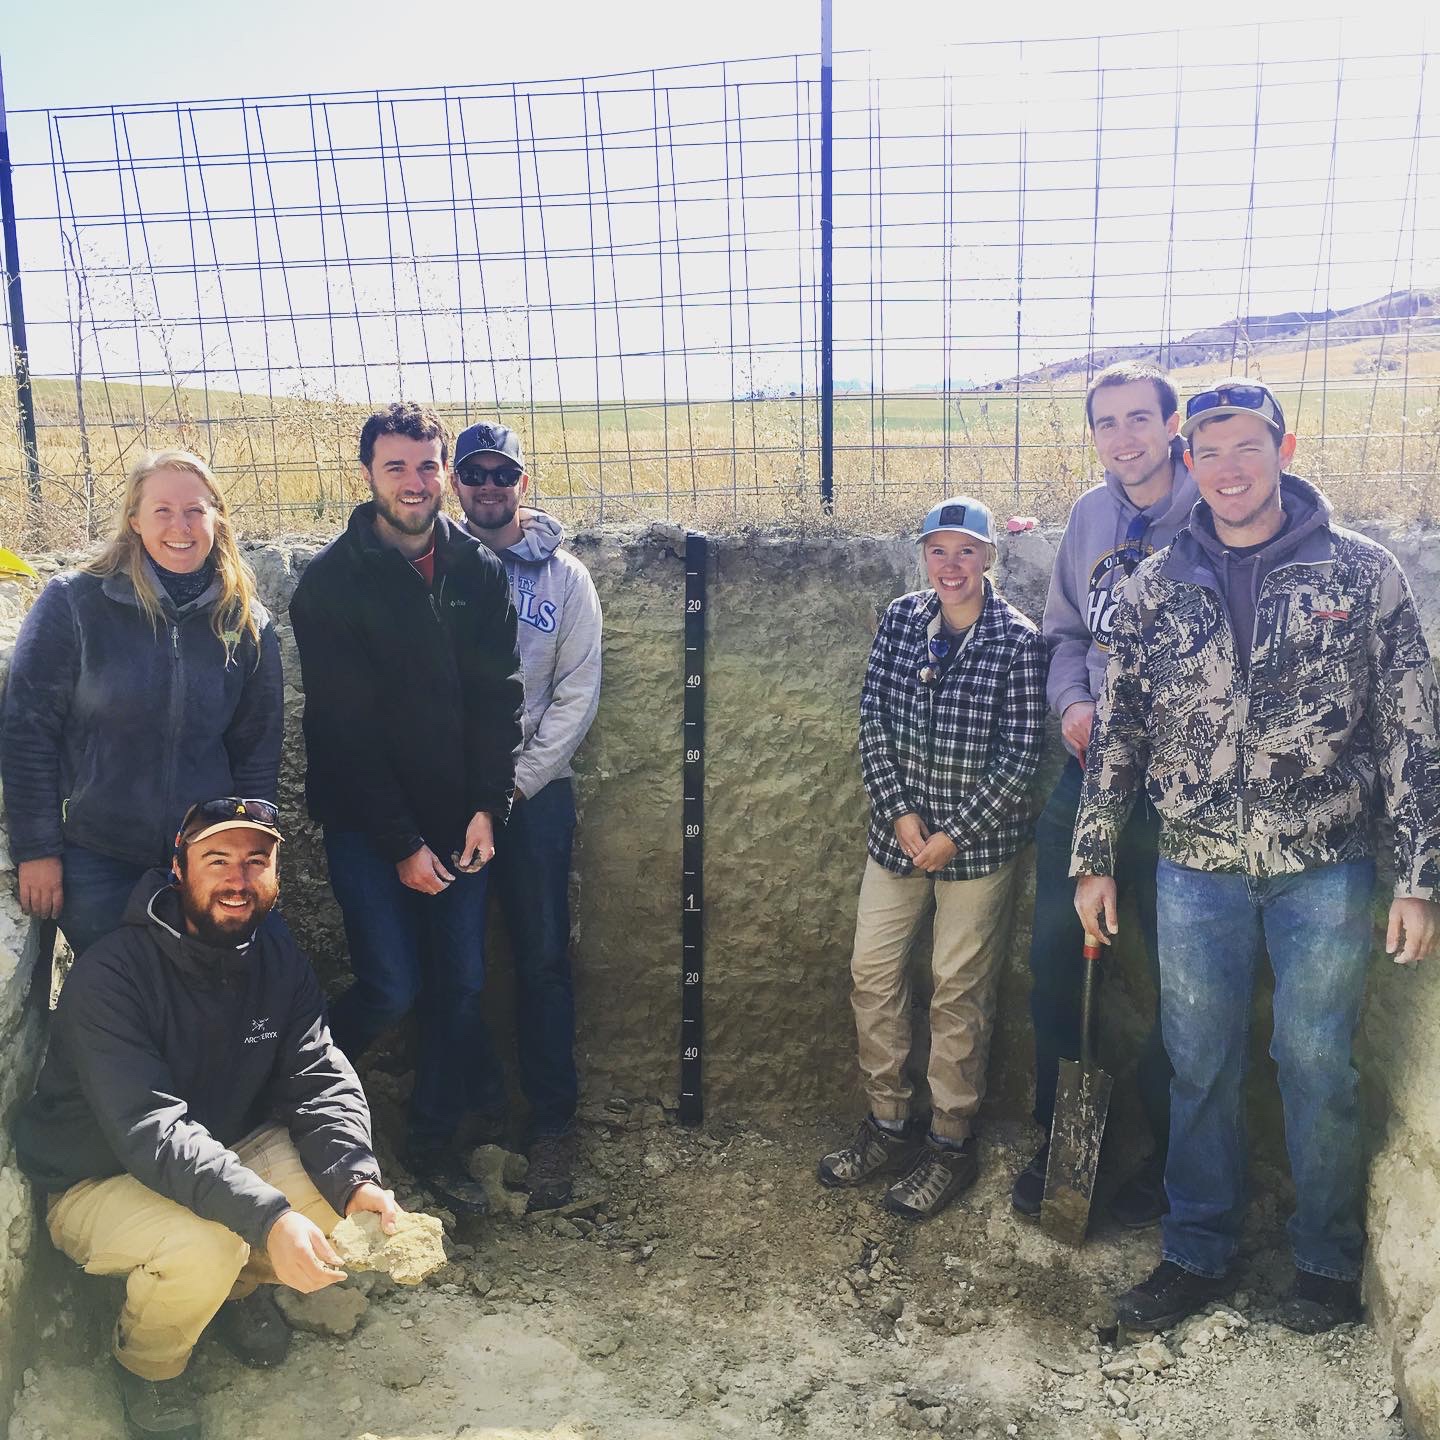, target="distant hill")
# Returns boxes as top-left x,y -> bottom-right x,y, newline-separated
995,288 -> 1440,389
